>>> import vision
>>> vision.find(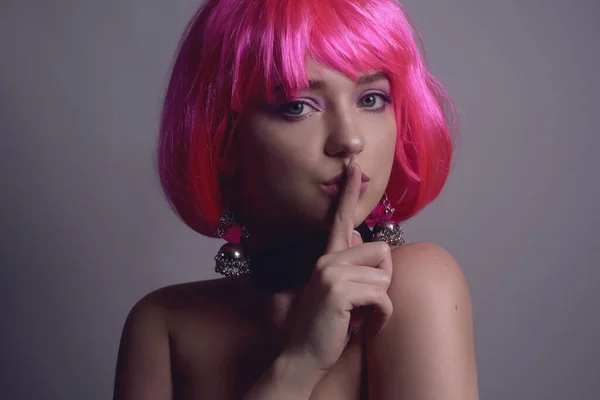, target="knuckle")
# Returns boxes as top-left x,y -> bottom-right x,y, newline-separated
371,285 -> 387,298
381,288 -> 392,303
380,286 -> 389,297
377,241 -> 391,255
315,255 -> 330,271
387,296 -> 394,310
327,282 -> 346,303
381,270 -> 392,284
385,297 -> 394,315
320,267 -> 338,287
